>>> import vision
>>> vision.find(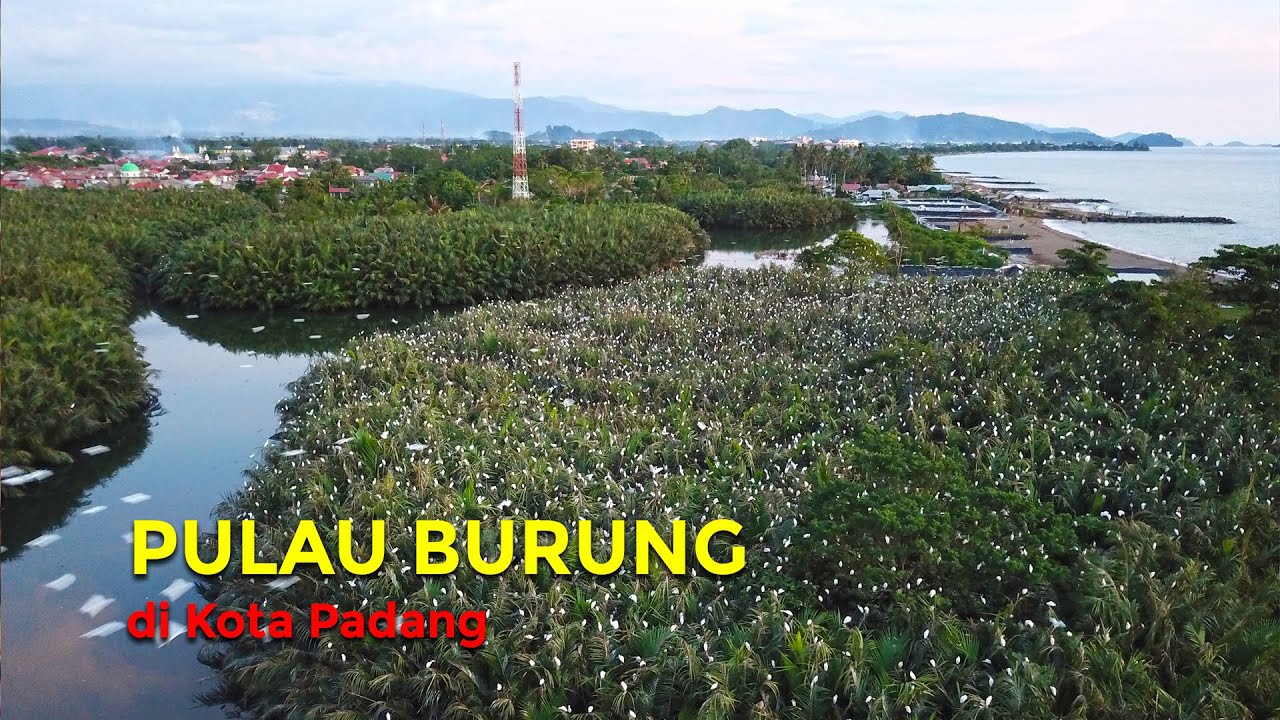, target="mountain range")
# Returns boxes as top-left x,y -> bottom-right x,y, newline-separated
2,82 -> 1164,146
